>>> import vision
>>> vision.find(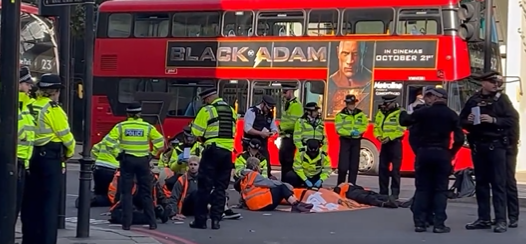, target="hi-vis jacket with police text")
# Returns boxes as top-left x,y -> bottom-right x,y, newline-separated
29,96 -> 76,158
293,151 -> 331,181
18,92 -> 35,166
234,151 -> 268,178
280,97 -> 303,135
373,109 -> 405,141
238,169 -> 281,211
92,140 -> 119,169
191,98 -> 237,151
166,172 -> 198,216
104,118 -> 165,157
335,108 -> 368,138
159,142 -> 203,174
293,116 -> 328,151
